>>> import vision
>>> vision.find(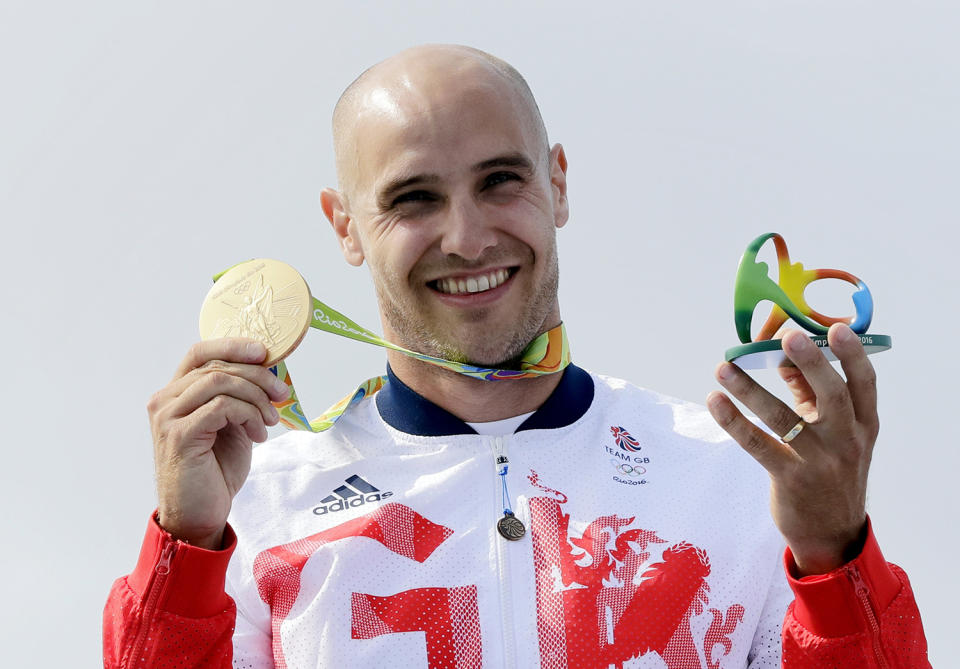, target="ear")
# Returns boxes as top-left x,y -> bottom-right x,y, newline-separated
320,188 -> 365,266
548,143 -> 569,229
